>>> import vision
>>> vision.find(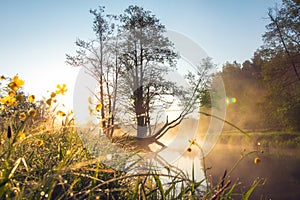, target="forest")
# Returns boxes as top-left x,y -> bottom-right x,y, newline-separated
220,0 -> 299,132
